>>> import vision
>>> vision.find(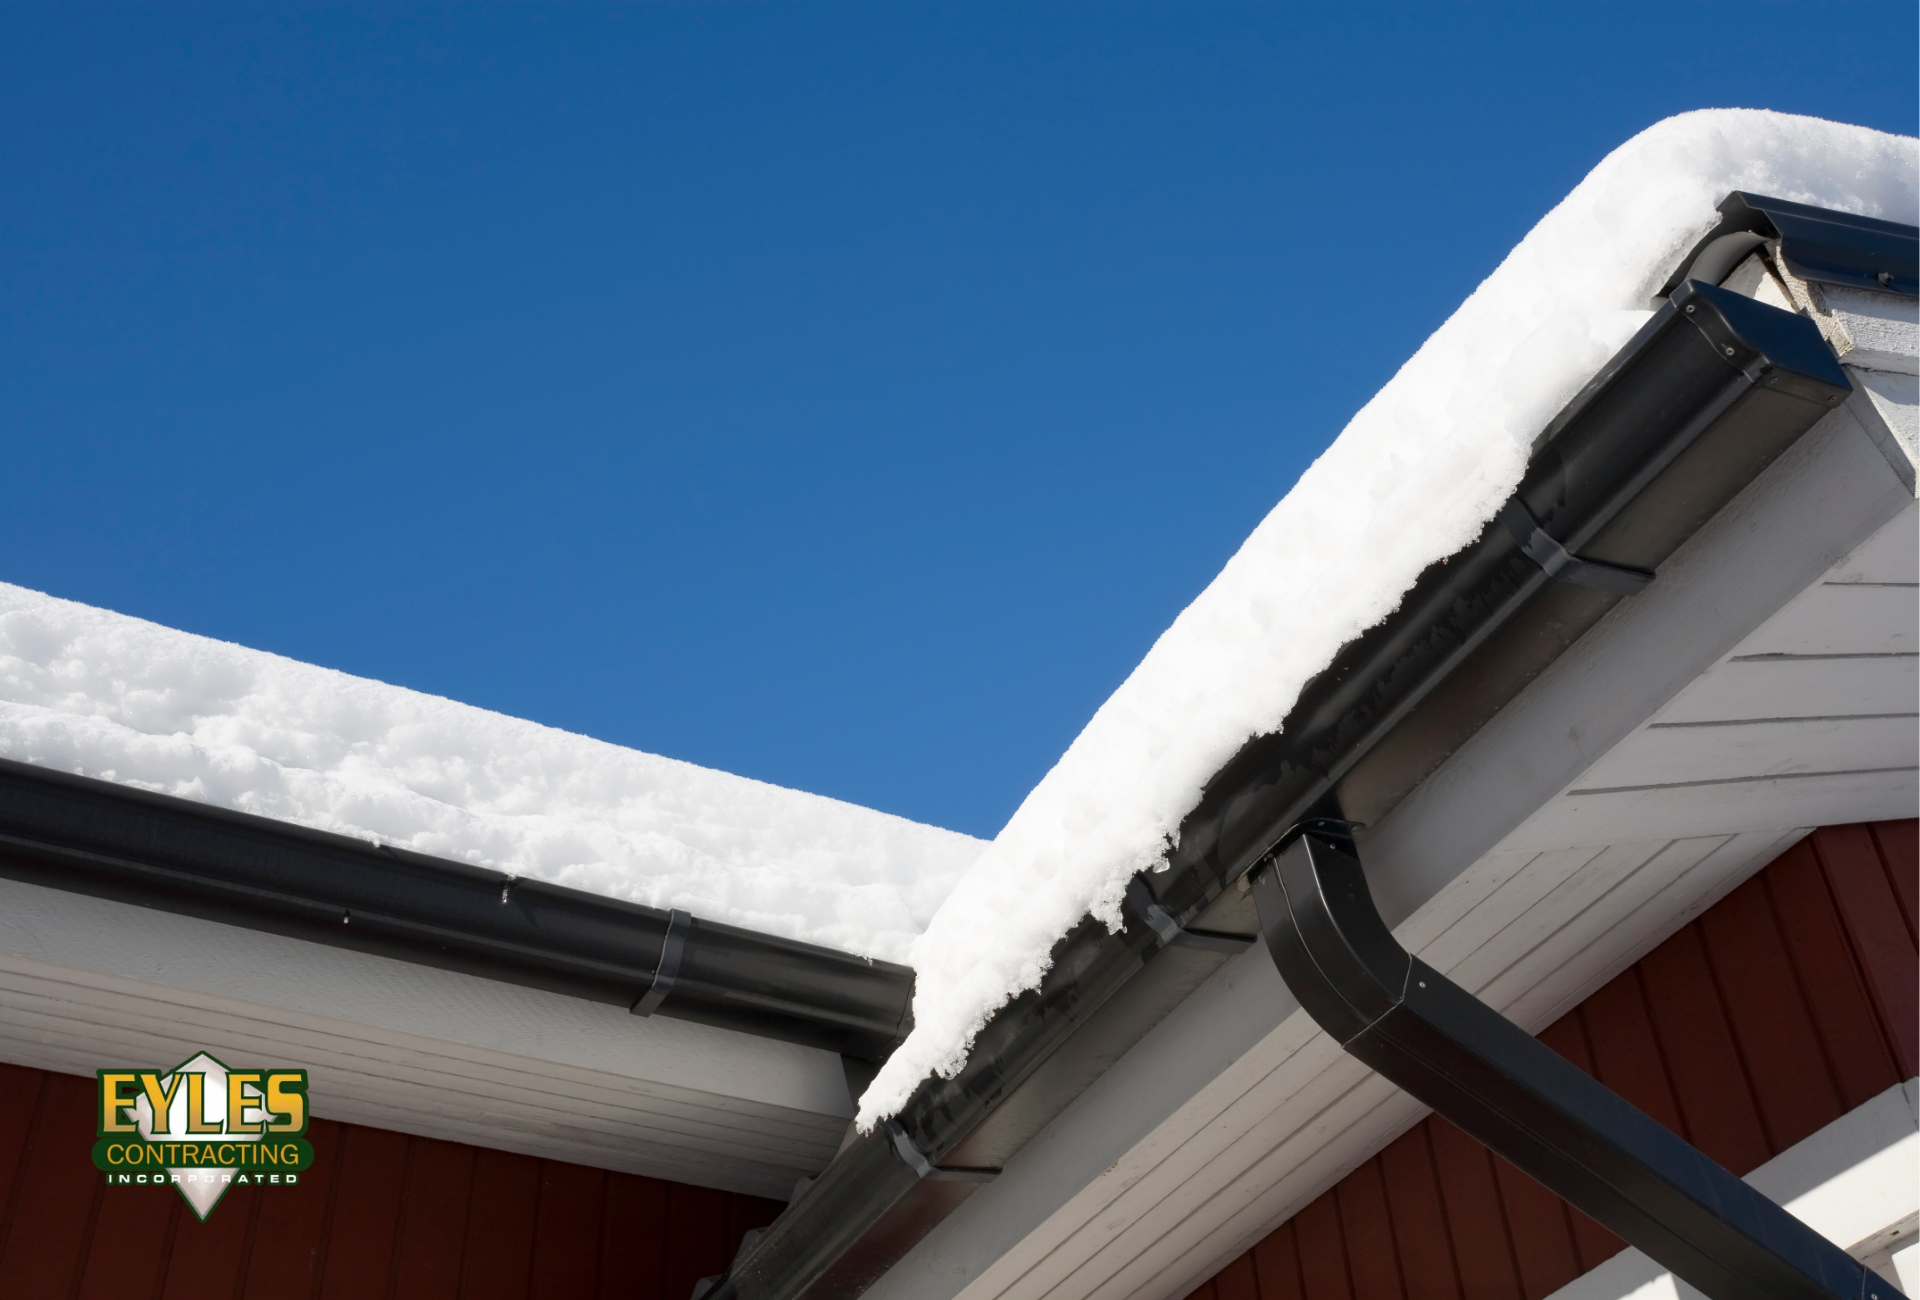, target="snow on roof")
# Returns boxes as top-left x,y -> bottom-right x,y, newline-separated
0,583 -> 984,964
853,109 -> 1919,1128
